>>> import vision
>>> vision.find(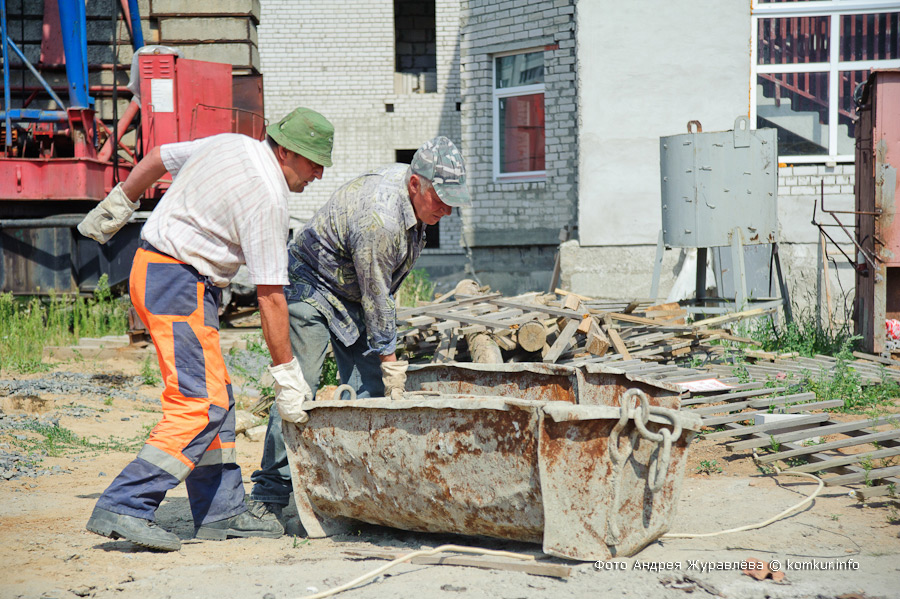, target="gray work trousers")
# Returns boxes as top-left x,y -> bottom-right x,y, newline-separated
248,300 -> 383,505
